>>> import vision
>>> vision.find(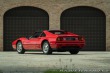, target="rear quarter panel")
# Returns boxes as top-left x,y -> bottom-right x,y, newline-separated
44,31 -> 58,48
44,31 -> 58,43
